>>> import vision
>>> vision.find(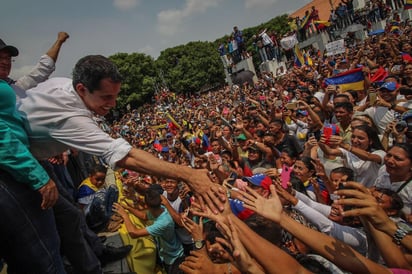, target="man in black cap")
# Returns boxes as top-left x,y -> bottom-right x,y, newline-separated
0,32 -> 69,89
